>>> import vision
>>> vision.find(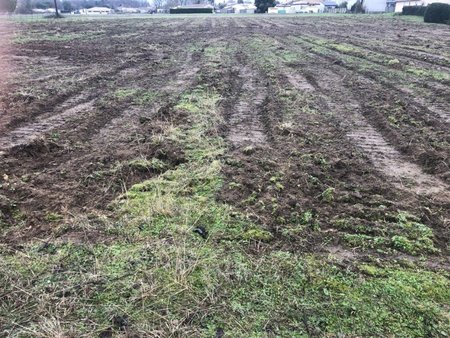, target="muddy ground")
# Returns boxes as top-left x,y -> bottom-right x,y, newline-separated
1,15 -> 449,250
0,14 -> 449,336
